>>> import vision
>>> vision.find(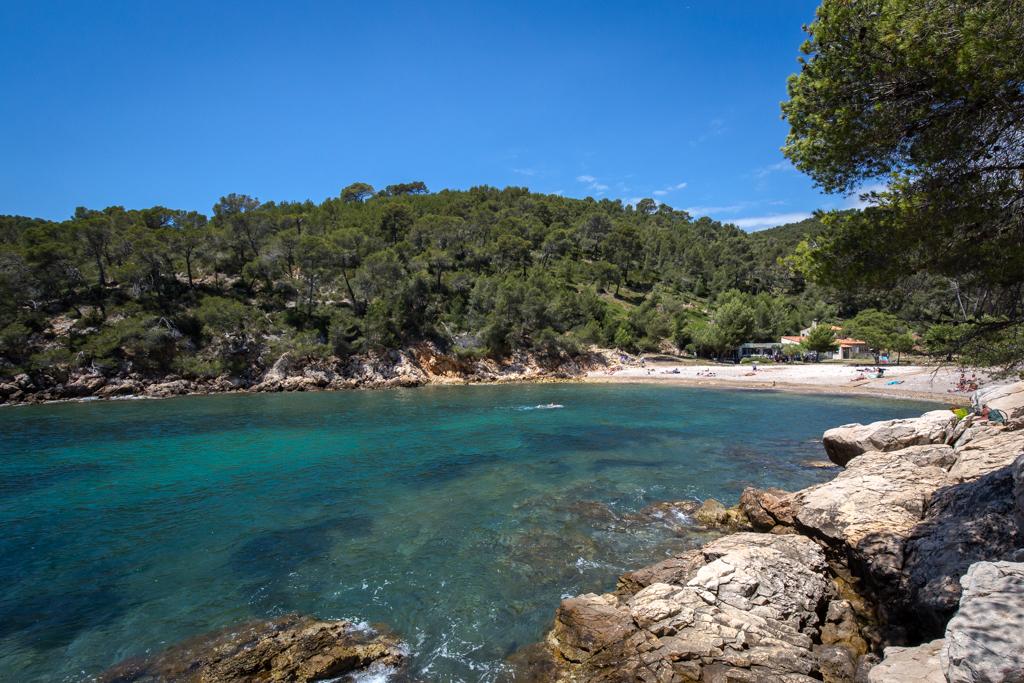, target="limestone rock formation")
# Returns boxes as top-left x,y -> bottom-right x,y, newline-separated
527,385 -> 1024,683
941,561 -> 1024,683
948,430 -> 1024,482
899,458 -> 1023,635
867,639 -> 945,683
542,533 -> 838,682
739,486 -> 801,531
794,449 -> 954,588
822,411 -> 958,466
98,615 -> 406,683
